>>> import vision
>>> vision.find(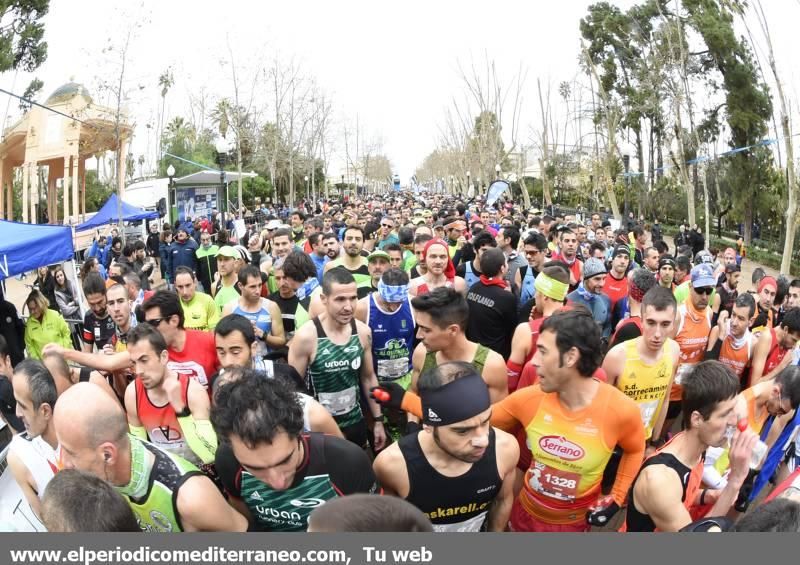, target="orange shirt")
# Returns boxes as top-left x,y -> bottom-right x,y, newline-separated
671,300 -> 711,401
718,332 -> 754,380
